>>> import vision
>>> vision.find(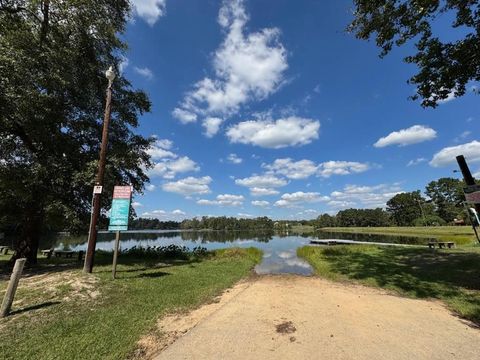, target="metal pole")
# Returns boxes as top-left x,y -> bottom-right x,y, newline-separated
456,155 -> 480,214
456,155 -> 480,244
112,231 -> 120,279
83,77 -> 114,273
1,258 -> 26,317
